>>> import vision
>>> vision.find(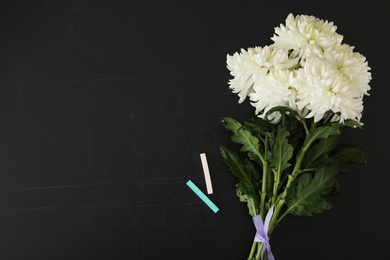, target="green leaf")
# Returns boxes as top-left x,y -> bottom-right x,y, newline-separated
222,117 -> 242,133
305,123 -> 341,146
265,105 -> 302,120
302,135 -> 340,169
285,165 -> 338,217
242,117 -> 277,137
342,119 -> 363,129
270,128 -> 293,174
236,187 -> 258,216
220,145 -> 261,202
329,145 -> 368,172
288,126 -> 306,149
222,117 -> 264,164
